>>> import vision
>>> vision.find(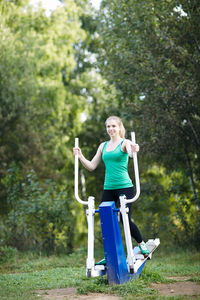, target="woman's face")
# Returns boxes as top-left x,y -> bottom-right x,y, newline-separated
106,119 -> 120,138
